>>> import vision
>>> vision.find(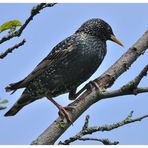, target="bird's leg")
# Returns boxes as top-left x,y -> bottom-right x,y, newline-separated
87,80 -> 106,94
69,87 -> 87,100
88,80 -> 100,90
68,81 -> 102,100
69,89 -> 78,100
47,96 -> 72,123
